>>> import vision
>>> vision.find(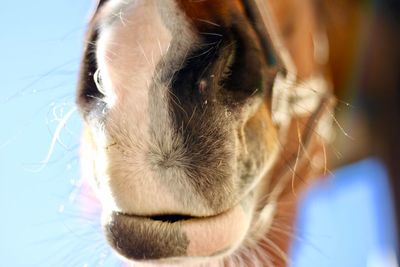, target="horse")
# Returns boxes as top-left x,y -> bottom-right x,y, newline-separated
75,0 -> 381,266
